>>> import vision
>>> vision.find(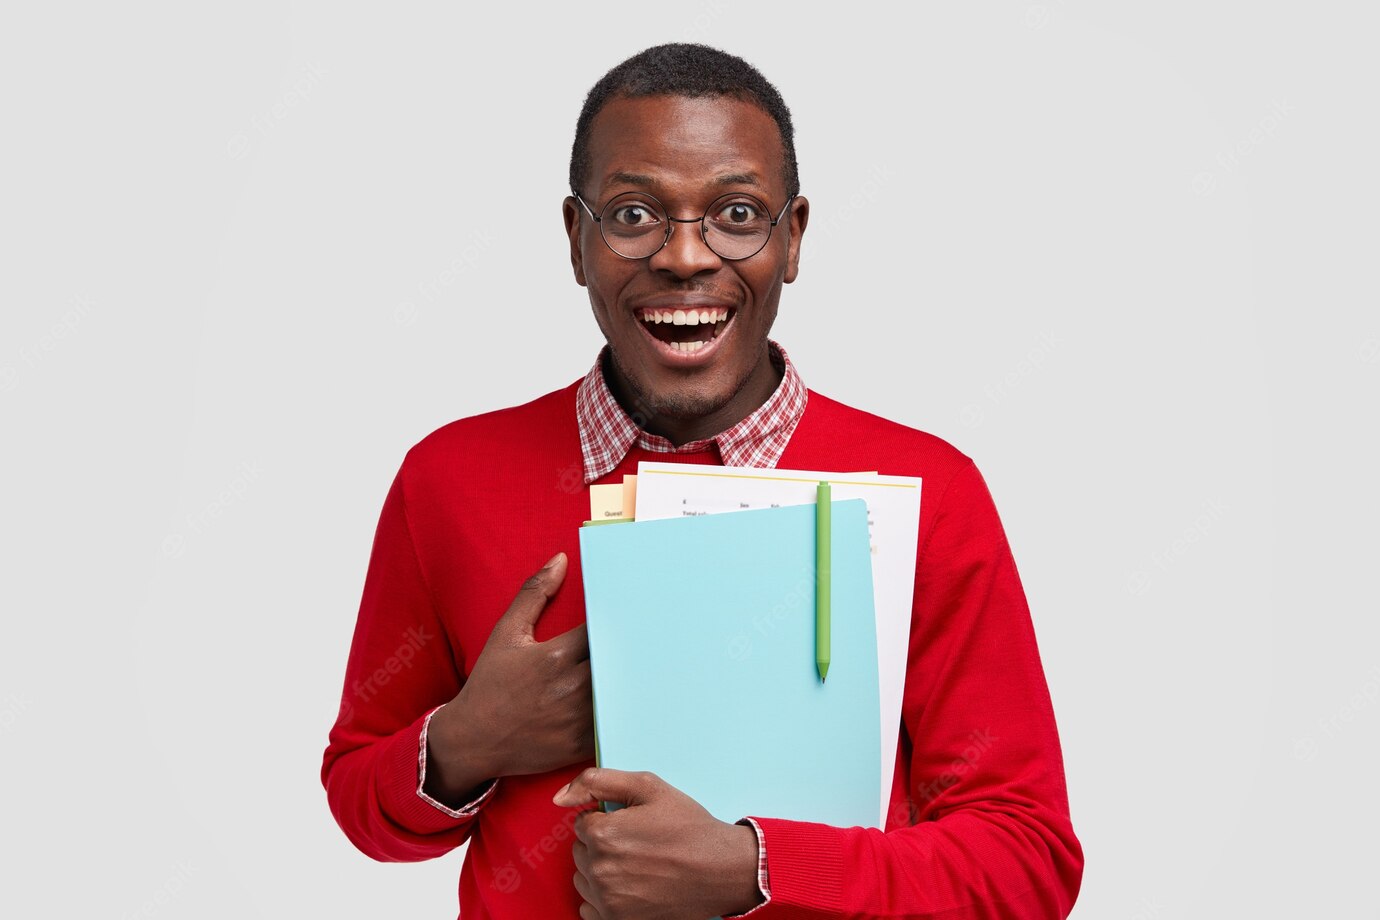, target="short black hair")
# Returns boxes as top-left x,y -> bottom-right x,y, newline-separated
569,42 -> 800,200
